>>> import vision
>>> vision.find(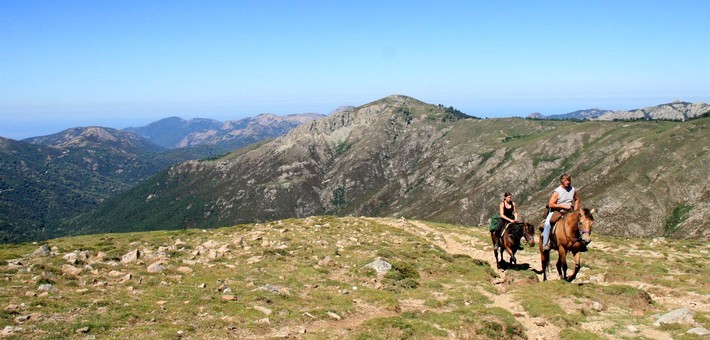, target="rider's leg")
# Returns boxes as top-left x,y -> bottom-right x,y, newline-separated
493,219 -> 505,250
542,211 -> 553,250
